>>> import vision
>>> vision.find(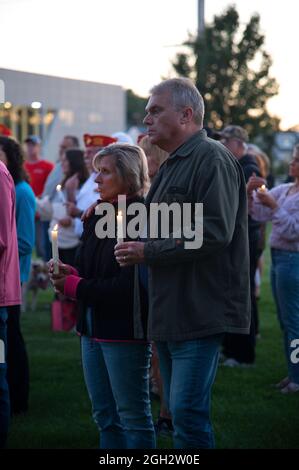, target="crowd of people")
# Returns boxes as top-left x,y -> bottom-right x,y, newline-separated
0,77 -> 298,450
